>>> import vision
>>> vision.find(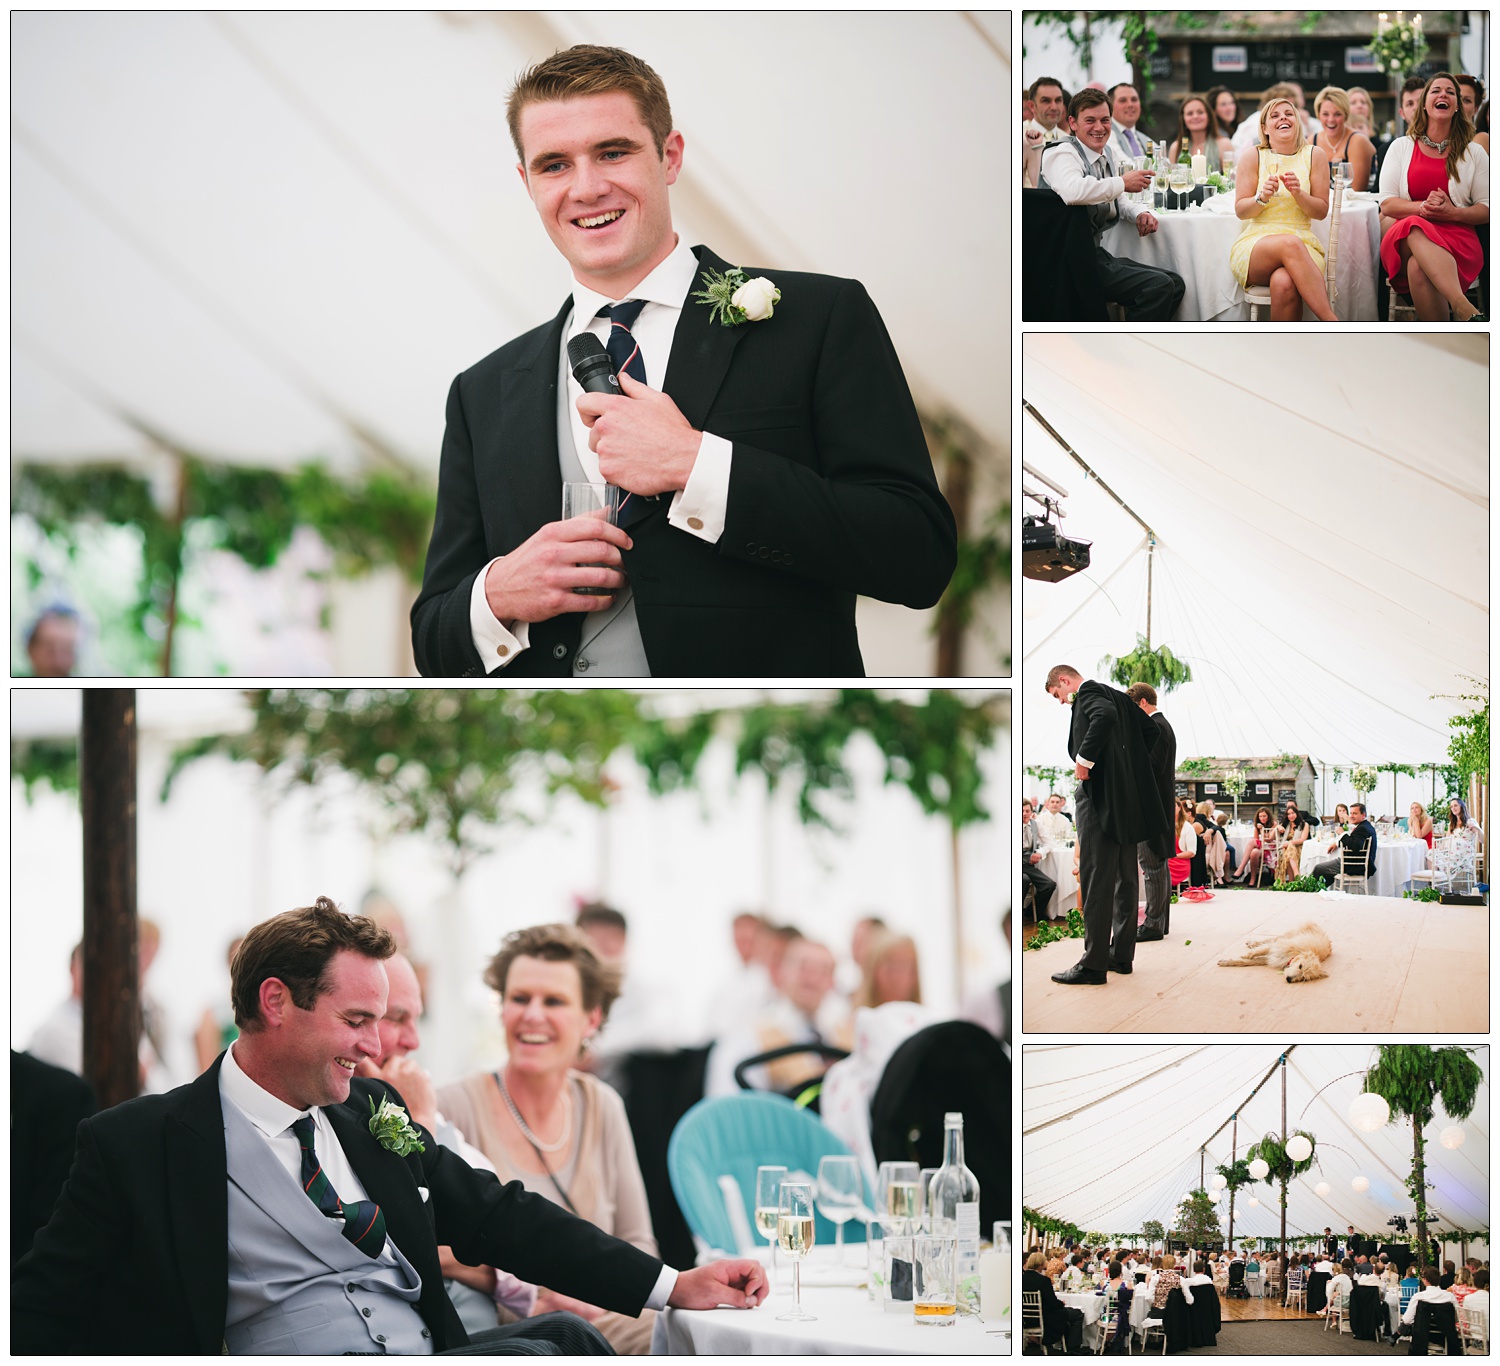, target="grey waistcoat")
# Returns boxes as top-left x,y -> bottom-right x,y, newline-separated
222,1100 -> 433,1355
555,359 -> 652,677
1039,138 -> 1120,242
